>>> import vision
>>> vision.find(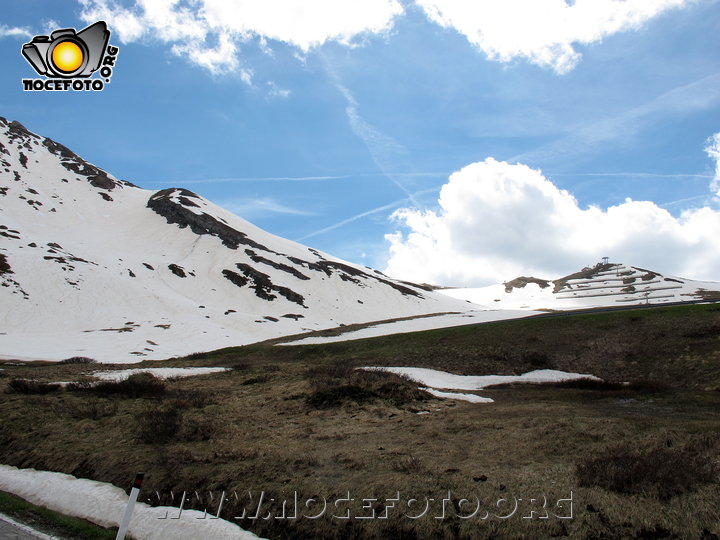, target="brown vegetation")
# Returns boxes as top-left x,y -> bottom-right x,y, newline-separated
0,303 -> 719,538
